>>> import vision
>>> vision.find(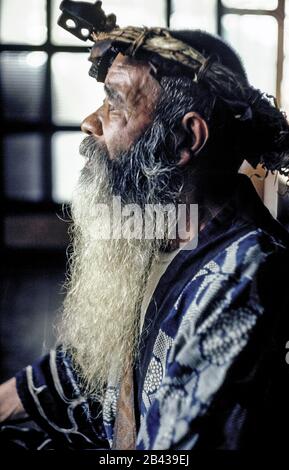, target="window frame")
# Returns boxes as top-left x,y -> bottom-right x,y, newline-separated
0,0 -> 173,255
0,0 -> 286,254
